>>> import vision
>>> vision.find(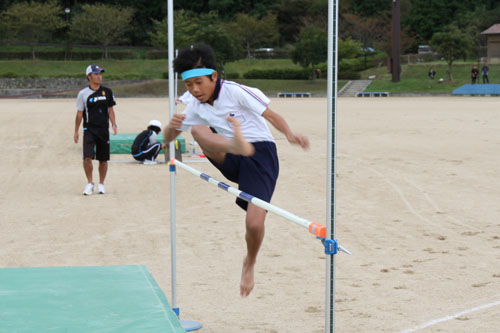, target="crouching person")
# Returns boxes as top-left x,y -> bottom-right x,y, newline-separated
132,120 -> 166,164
